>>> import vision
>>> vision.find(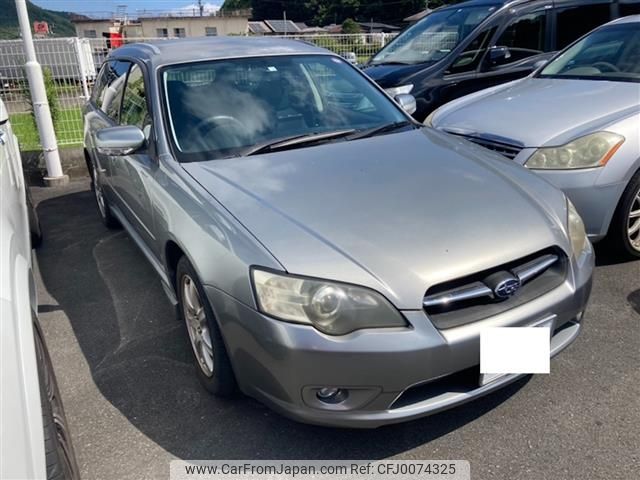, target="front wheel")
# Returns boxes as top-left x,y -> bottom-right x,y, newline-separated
608,171 -> 640,258
176,256 -> 237,396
